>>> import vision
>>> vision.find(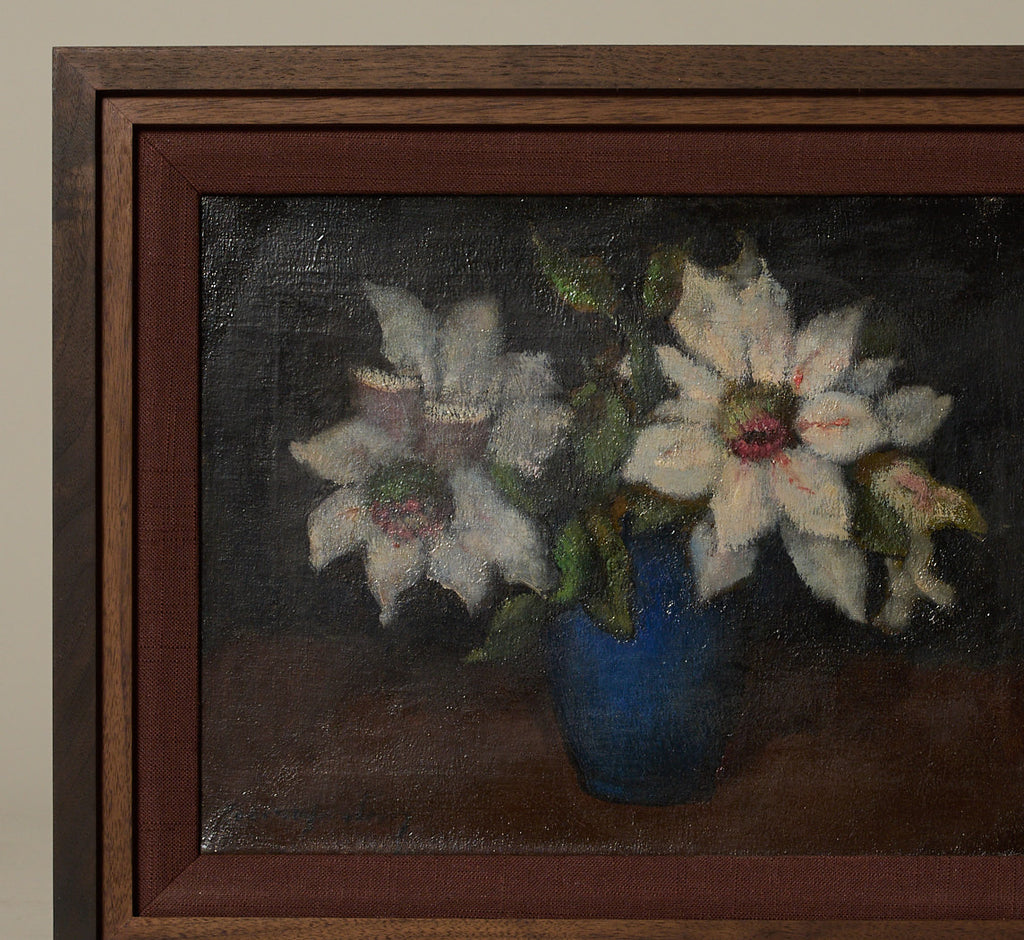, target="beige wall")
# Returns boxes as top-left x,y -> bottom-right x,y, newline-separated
9,4 -> 1024,937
